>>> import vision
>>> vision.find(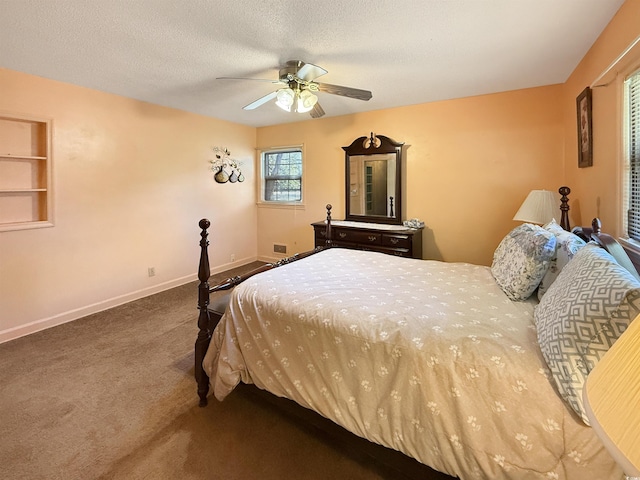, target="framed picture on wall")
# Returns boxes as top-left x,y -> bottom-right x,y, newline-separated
577,86 -> 593,168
